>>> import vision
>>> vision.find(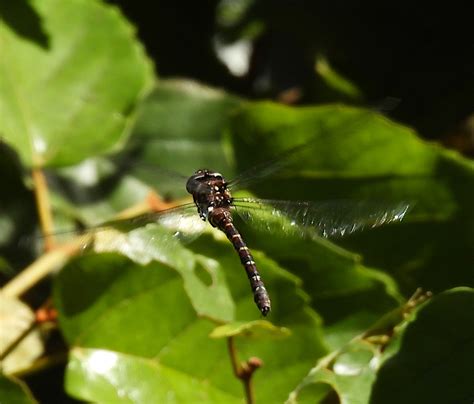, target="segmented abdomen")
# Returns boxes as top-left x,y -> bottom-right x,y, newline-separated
220,220 -> 271,316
